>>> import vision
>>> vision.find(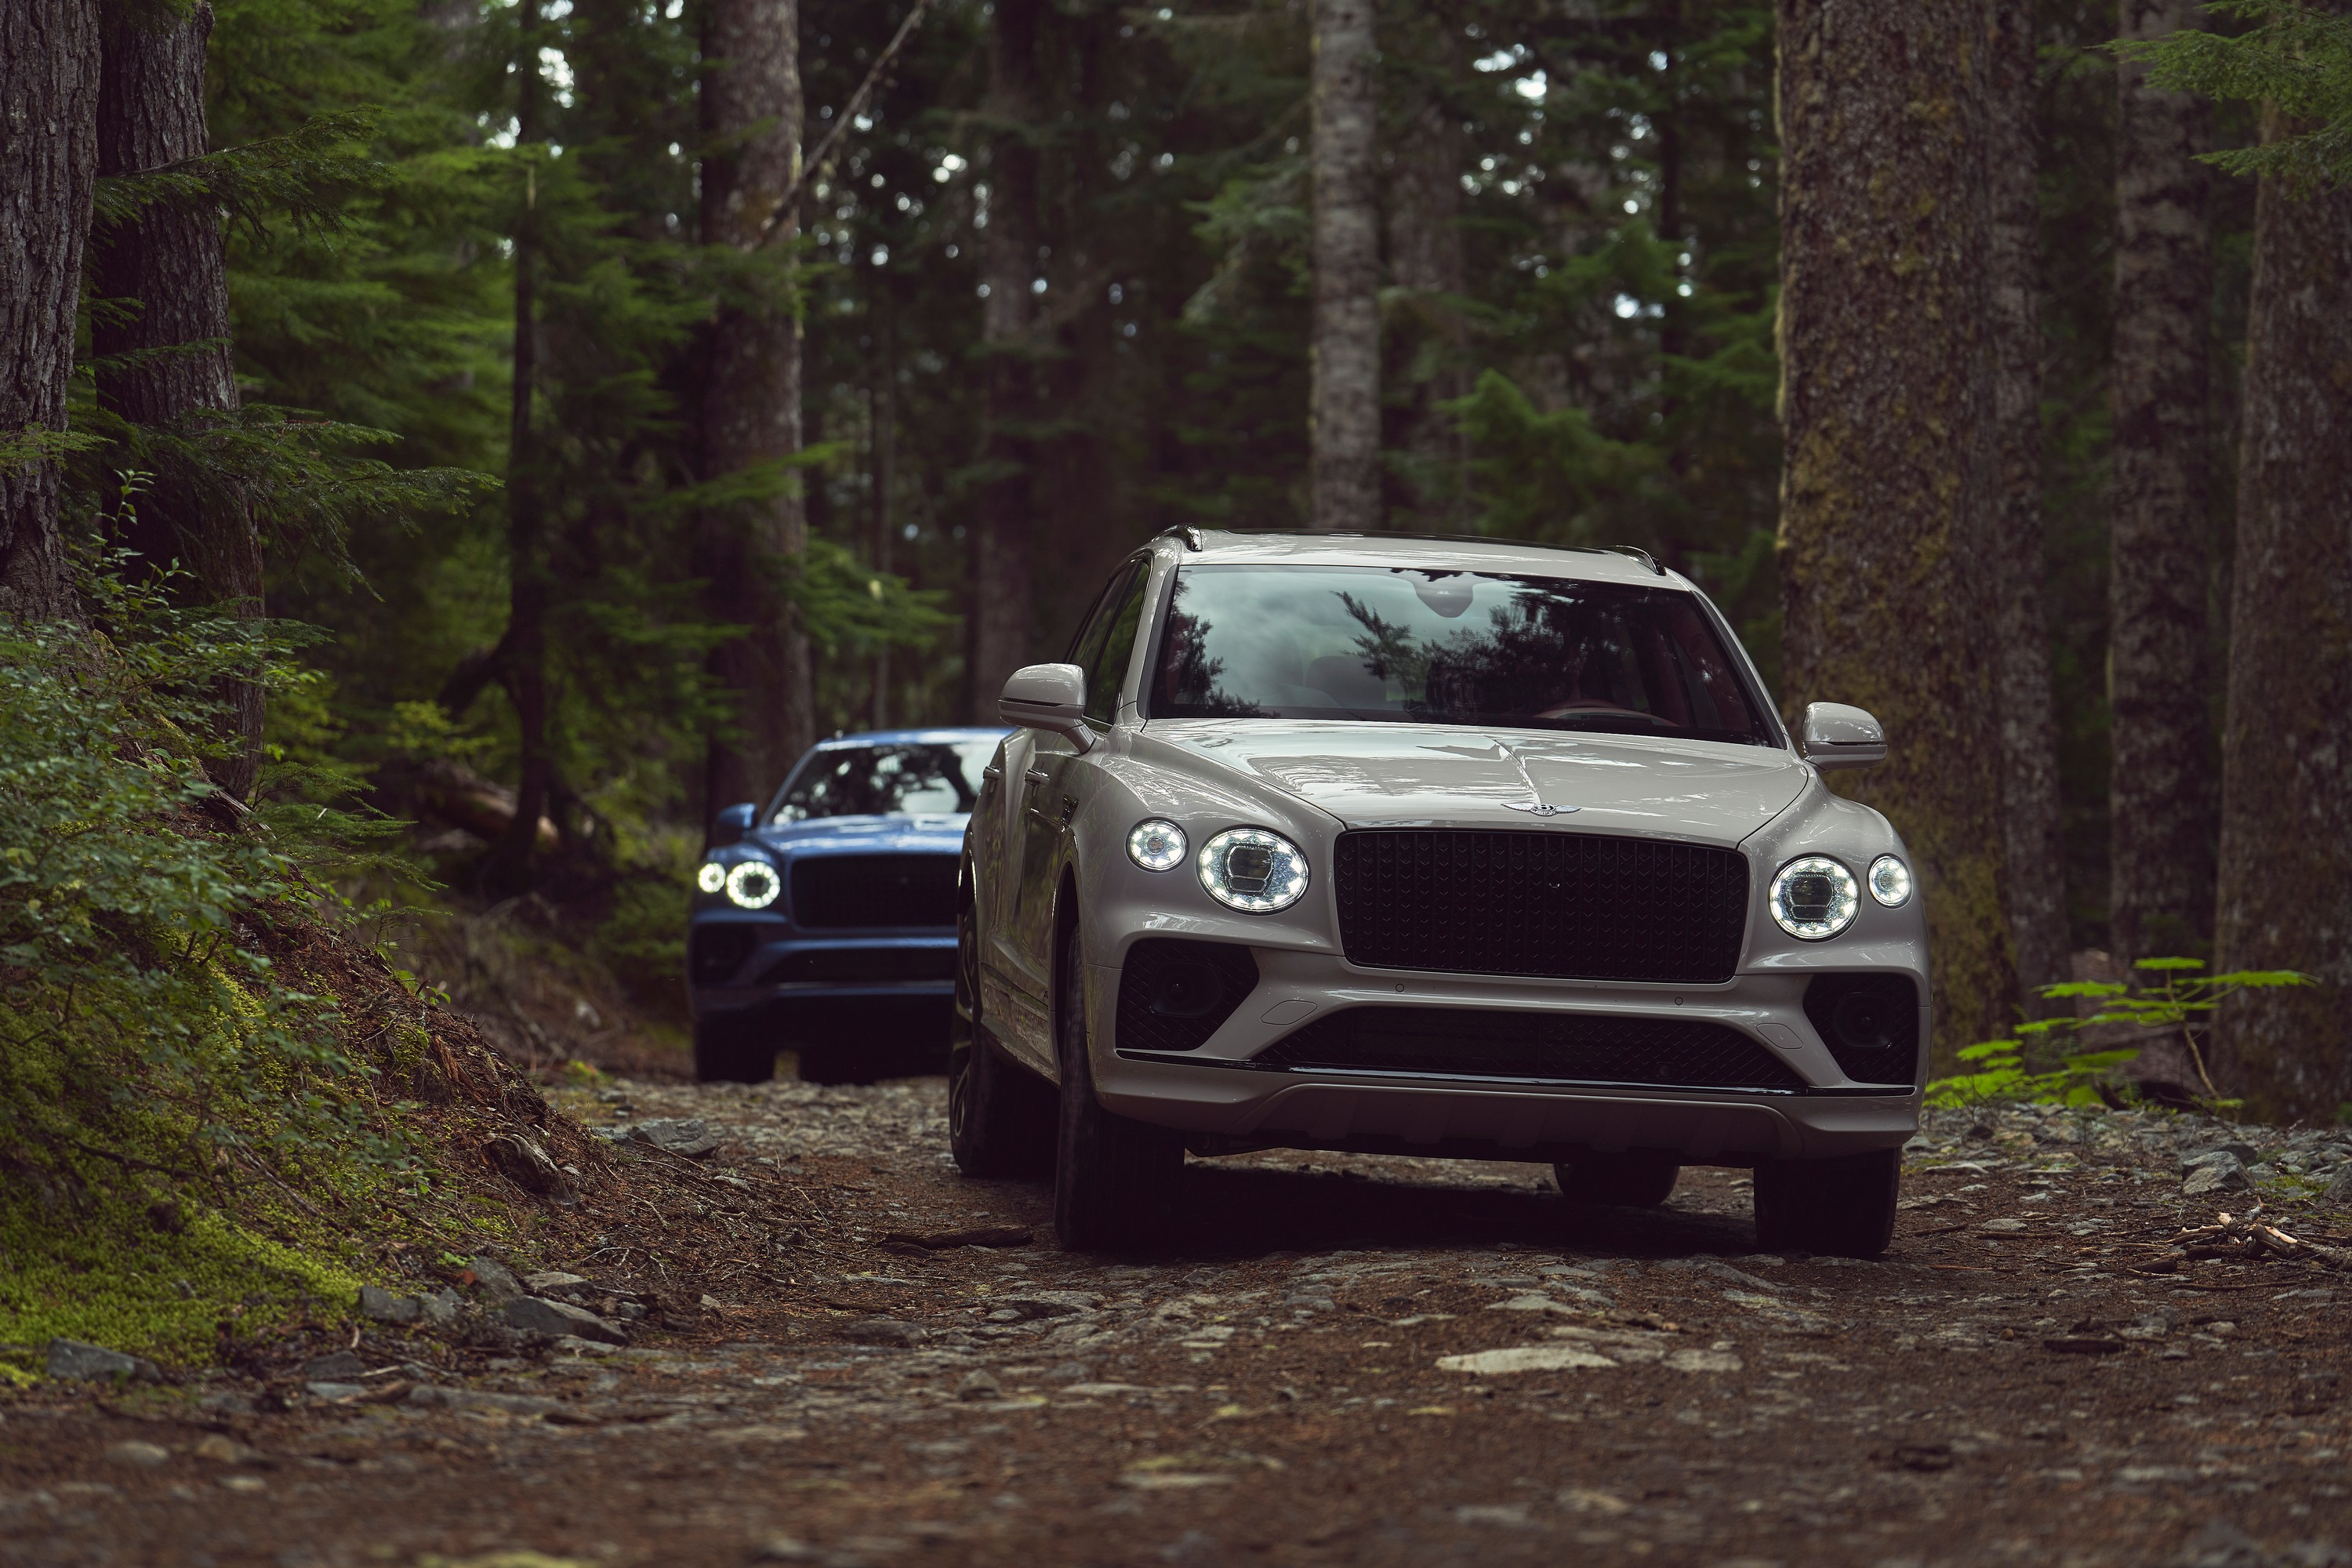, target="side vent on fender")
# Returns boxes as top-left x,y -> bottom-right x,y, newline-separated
1116,939 -> 1259,1053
